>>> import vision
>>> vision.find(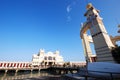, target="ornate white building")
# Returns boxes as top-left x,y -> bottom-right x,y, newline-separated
32,49 -> 64,66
